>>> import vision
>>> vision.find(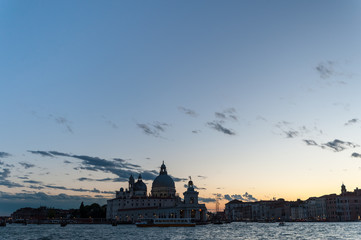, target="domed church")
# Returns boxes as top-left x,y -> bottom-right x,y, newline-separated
106,162 -> 207,223
151,162 -> 176,198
